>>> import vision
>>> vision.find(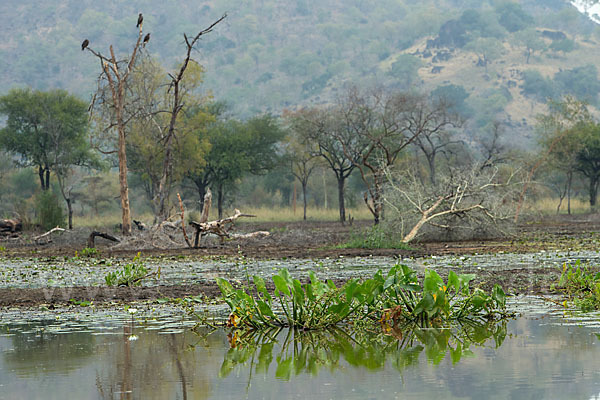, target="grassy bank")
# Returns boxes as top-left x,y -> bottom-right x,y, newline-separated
72,206 -> 374,228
